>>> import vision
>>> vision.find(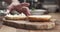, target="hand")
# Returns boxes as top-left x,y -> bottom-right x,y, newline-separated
4,12 -> 9,14
5,9 -> 10,14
